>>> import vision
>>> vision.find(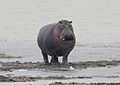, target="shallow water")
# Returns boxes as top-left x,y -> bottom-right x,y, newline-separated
0,60 -> 120,84
0,66 -> 120,84
1,65 -> 120,78
0,42 -> 120,62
